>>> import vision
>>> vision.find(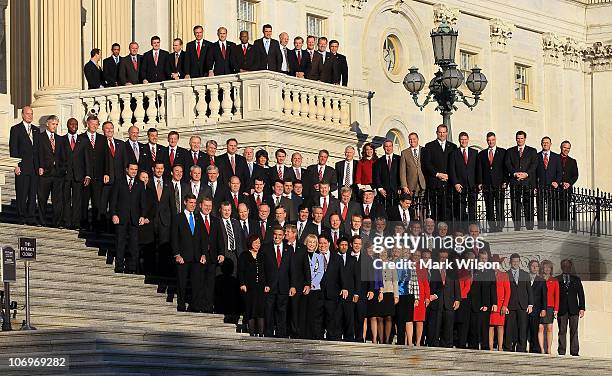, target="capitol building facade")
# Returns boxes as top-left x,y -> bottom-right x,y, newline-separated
0,0 -> 610,191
